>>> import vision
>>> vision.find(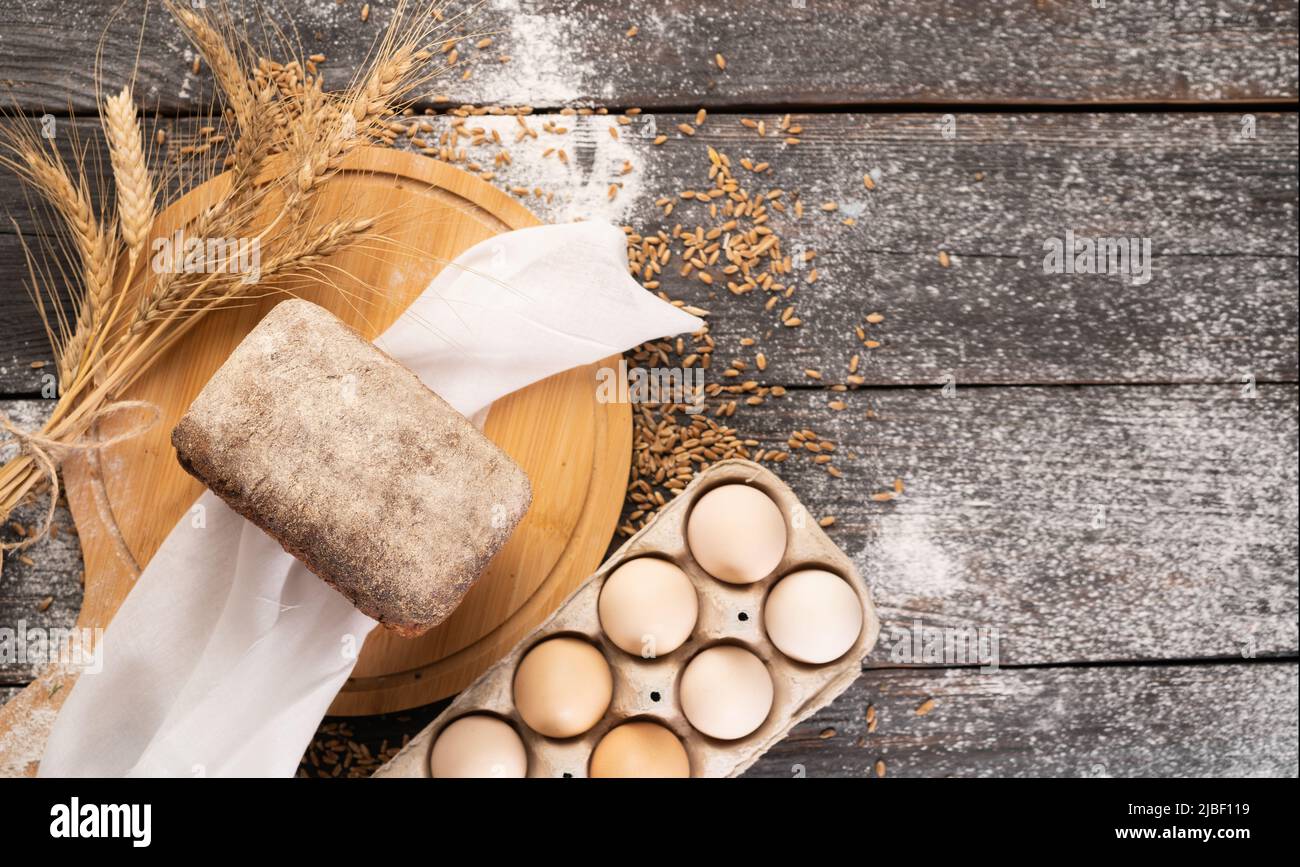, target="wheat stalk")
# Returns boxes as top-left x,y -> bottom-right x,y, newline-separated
8,147 -> 116,315
2,0 -> 455,551
164,0 -> 256,128
261,217 -> 378,279
1,140 -> 119,388
104,85 -> 155,270
282,0 -> 450,219
350,44 -> 428,127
